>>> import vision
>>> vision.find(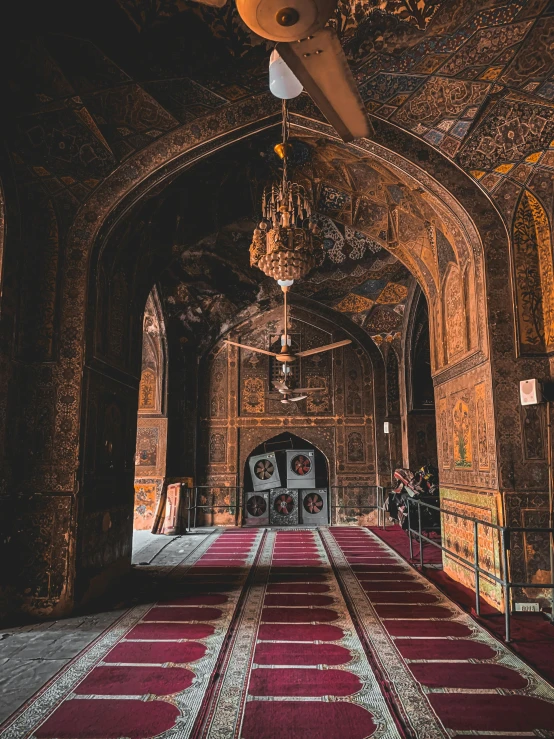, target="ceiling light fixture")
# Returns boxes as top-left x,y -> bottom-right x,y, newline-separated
269,48 -> 303,99
249,100 -> 323,286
